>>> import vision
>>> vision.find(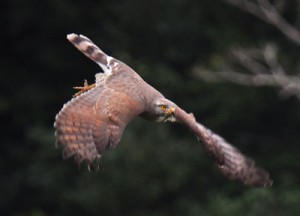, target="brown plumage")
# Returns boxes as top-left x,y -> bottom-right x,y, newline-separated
54,33 -> 272,187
